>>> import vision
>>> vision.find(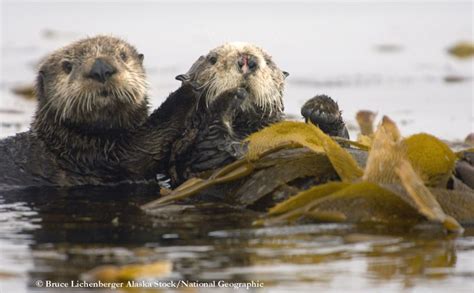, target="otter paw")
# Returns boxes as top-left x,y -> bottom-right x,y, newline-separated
235,87 -> 249,100
222,87 -> 247,111
301,95 -> 349,138
208,87 -> 247,116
